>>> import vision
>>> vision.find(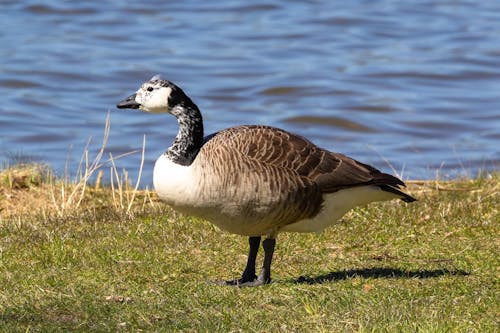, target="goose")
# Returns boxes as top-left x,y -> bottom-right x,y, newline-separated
117,75 -> 416,287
